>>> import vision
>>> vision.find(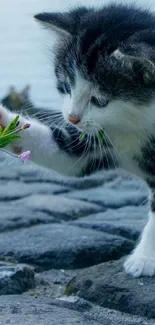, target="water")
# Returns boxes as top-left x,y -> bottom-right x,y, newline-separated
0,0 -> 155,109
